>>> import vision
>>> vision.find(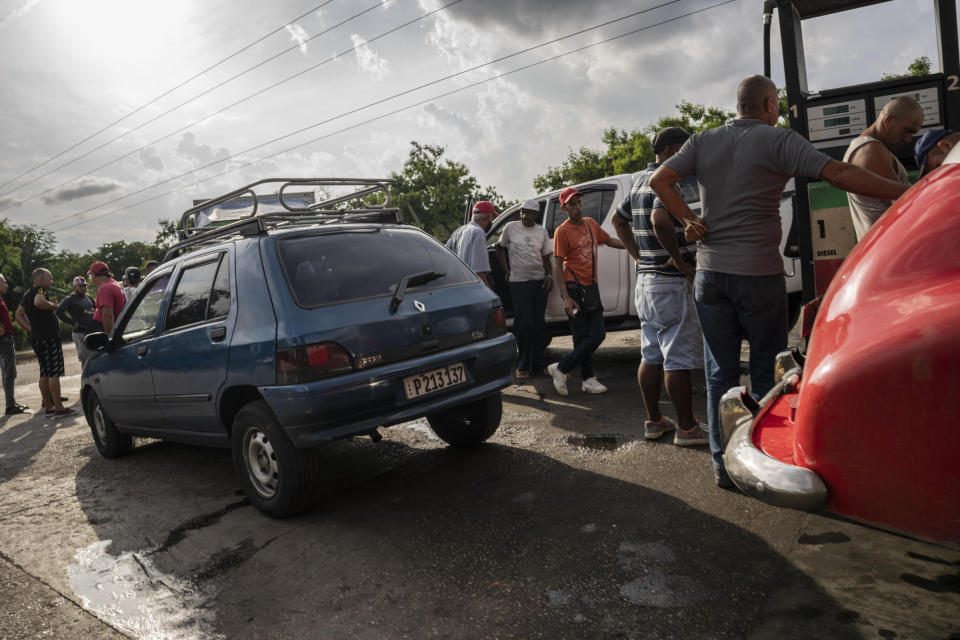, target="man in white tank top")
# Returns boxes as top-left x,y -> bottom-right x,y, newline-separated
843,96 -> 923,241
